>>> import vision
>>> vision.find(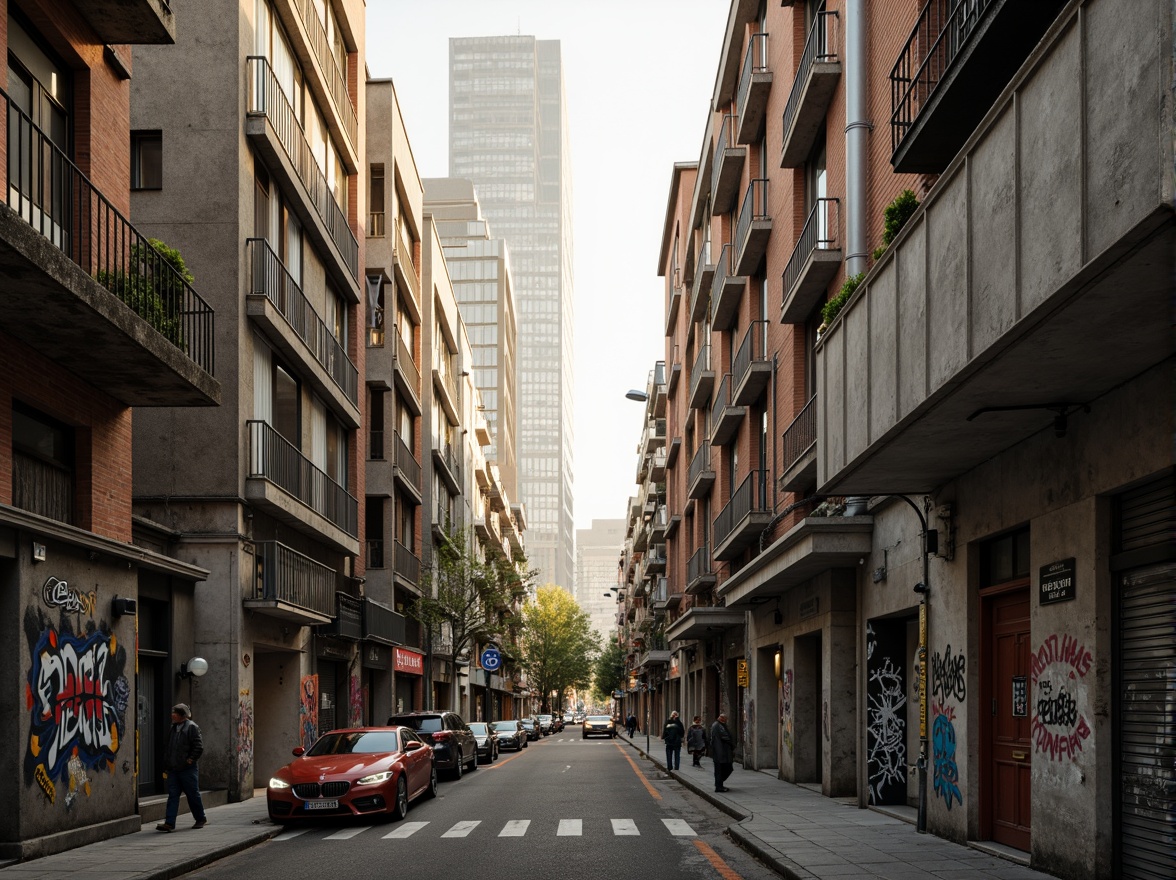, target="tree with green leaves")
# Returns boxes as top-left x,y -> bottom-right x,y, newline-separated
590,633 -> 627,705
519,586 -> 599,713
